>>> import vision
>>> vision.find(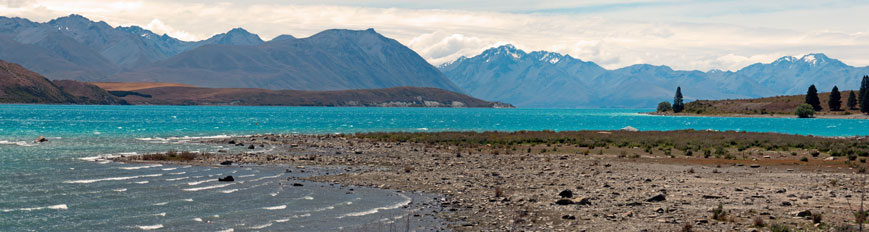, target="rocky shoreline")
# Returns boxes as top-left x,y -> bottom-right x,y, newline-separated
112,132 -> 869,231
